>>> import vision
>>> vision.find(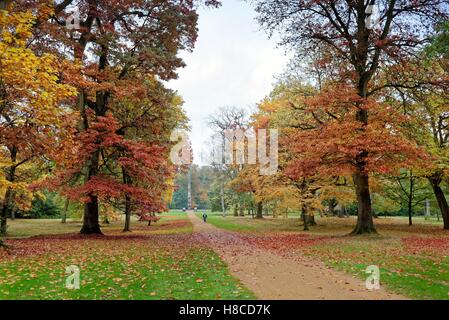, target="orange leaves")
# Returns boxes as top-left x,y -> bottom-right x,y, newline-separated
304,83 -> 361,115
46,112 -> 172,216
240,233 -> 330,257
402,237 -> 449,254
284,83 -> 428,180
0,6 -> 76,211
0,8 -> 75,125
